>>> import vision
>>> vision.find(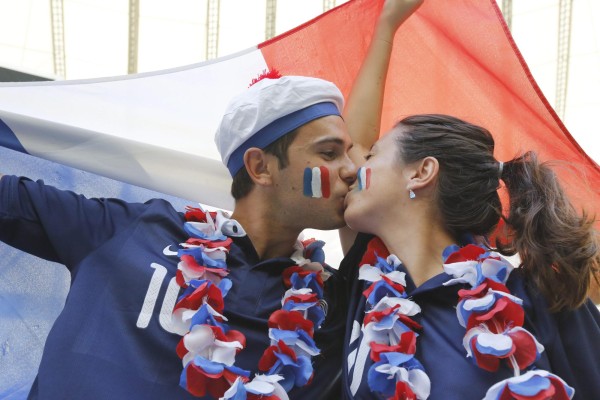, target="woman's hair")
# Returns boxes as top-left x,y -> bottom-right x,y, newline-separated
396,114 -> 599,311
